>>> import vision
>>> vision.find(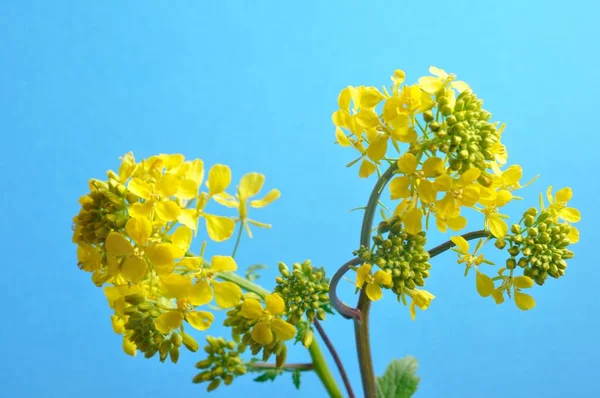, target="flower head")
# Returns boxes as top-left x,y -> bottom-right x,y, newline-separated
355,263 -> 393,301
213,172 -> 280,237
